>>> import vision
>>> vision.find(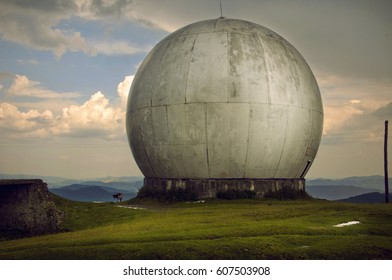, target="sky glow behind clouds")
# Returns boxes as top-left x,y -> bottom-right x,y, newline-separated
0,0 -> 391,179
